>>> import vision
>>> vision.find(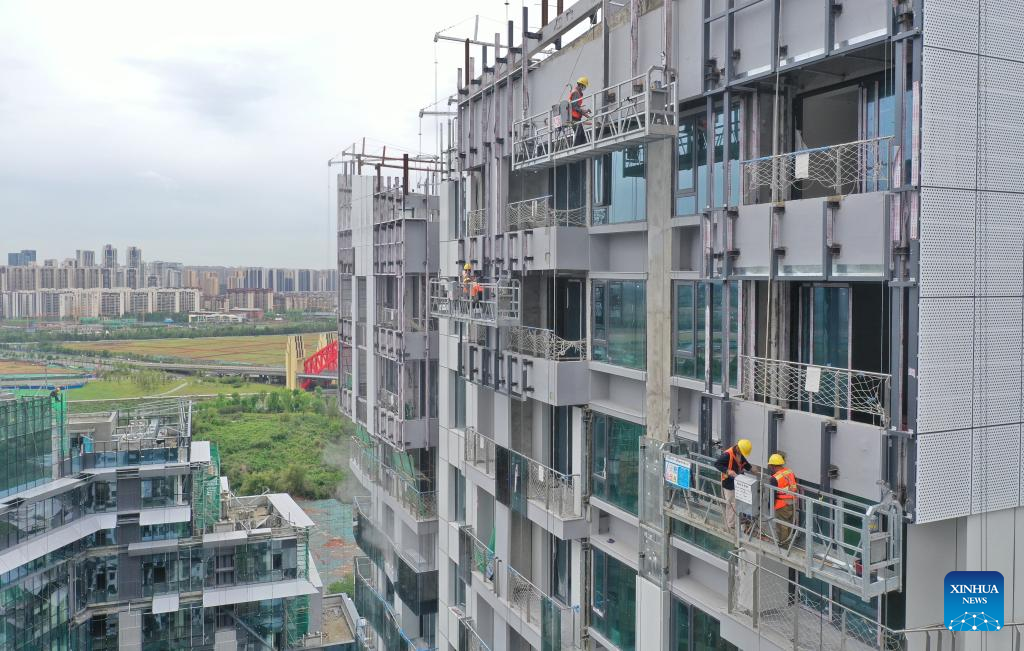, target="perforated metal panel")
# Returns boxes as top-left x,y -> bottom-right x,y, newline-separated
921,48 -> 978,190
924,0 -> 979,52
916,430 -> 974,522
917,298 -> 975,434
972,297 -> 1023,427
971,424 -> 1022,513
975,192 -> 1024,295
982,0 -> 1024,61
980,58 -> 1024,194
919,189 -> 976,297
